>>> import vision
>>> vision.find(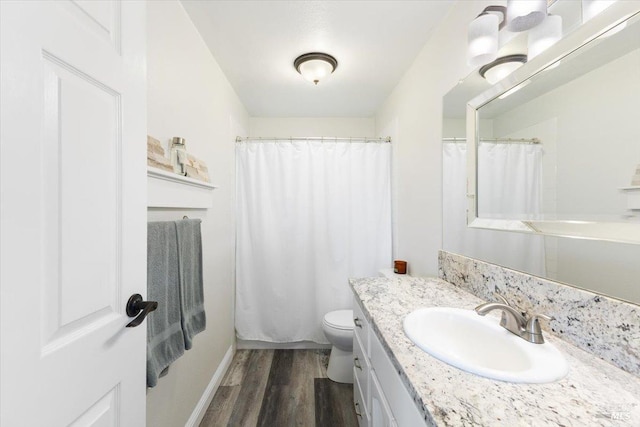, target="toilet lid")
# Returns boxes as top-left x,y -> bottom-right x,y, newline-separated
324,310 -> 354,330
